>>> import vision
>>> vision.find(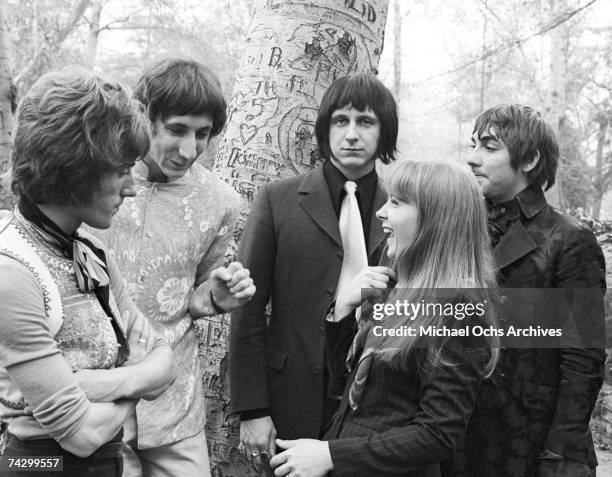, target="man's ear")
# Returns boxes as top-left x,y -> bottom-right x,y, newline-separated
521,150 -> 540,173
